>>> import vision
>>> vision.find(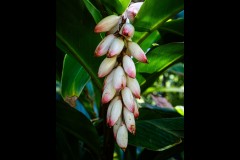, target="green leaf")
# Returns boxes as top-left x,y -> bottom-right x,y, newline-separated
175,106 -> 184,116
139,30 -> 161,53
128,117 -> 184,151
138,108 -> 182,120
56,0 -> 104,90
56,126 -> 74,160
136,72 -> 146,86
100,0 -> 131,14
61,54 -> 90,100
133,0 -> 184,43
168,62 -> 184,75
56,100 -> 100,158
137,143 -> 184,160
83,0 -> 103,23
136,43 -> 184,74
158,18 -> 184,36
